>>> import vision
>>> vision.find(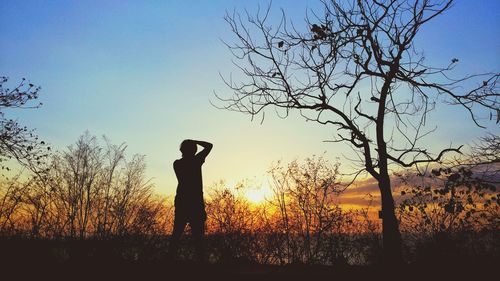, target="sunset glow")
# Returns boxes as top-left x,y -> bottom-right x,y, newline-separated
244,183 -> 274,204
